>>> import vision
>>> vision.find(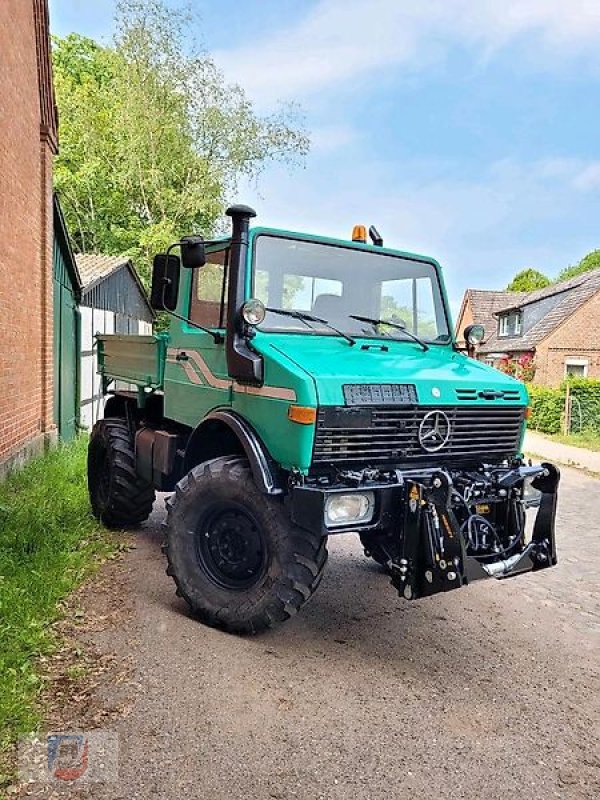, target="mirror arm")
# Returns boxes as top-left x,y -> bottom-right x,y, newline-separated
156,241 -> 222,342
163,308 -> 224,343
